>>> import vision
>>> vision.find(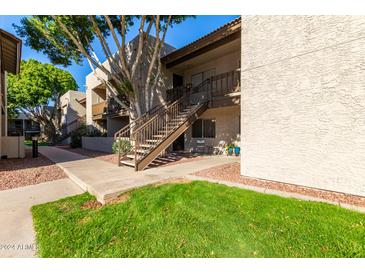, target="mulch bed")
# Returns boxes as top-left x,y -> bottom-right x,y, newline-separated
193,162 -> 365,208
0,149 -> 66,191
